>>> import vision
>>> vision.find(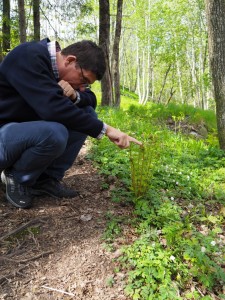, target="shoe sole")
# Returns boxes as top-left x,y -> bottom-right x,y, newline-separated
31,188 -> 79,199
2,171 -> 32,209
6,193 -> 32,208
31,189 -> 60,199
